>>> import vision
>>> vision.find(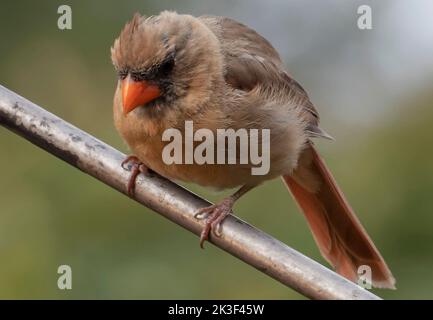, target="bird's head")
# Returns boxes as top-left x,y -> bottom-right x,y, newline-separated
111,11 -> 222,118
